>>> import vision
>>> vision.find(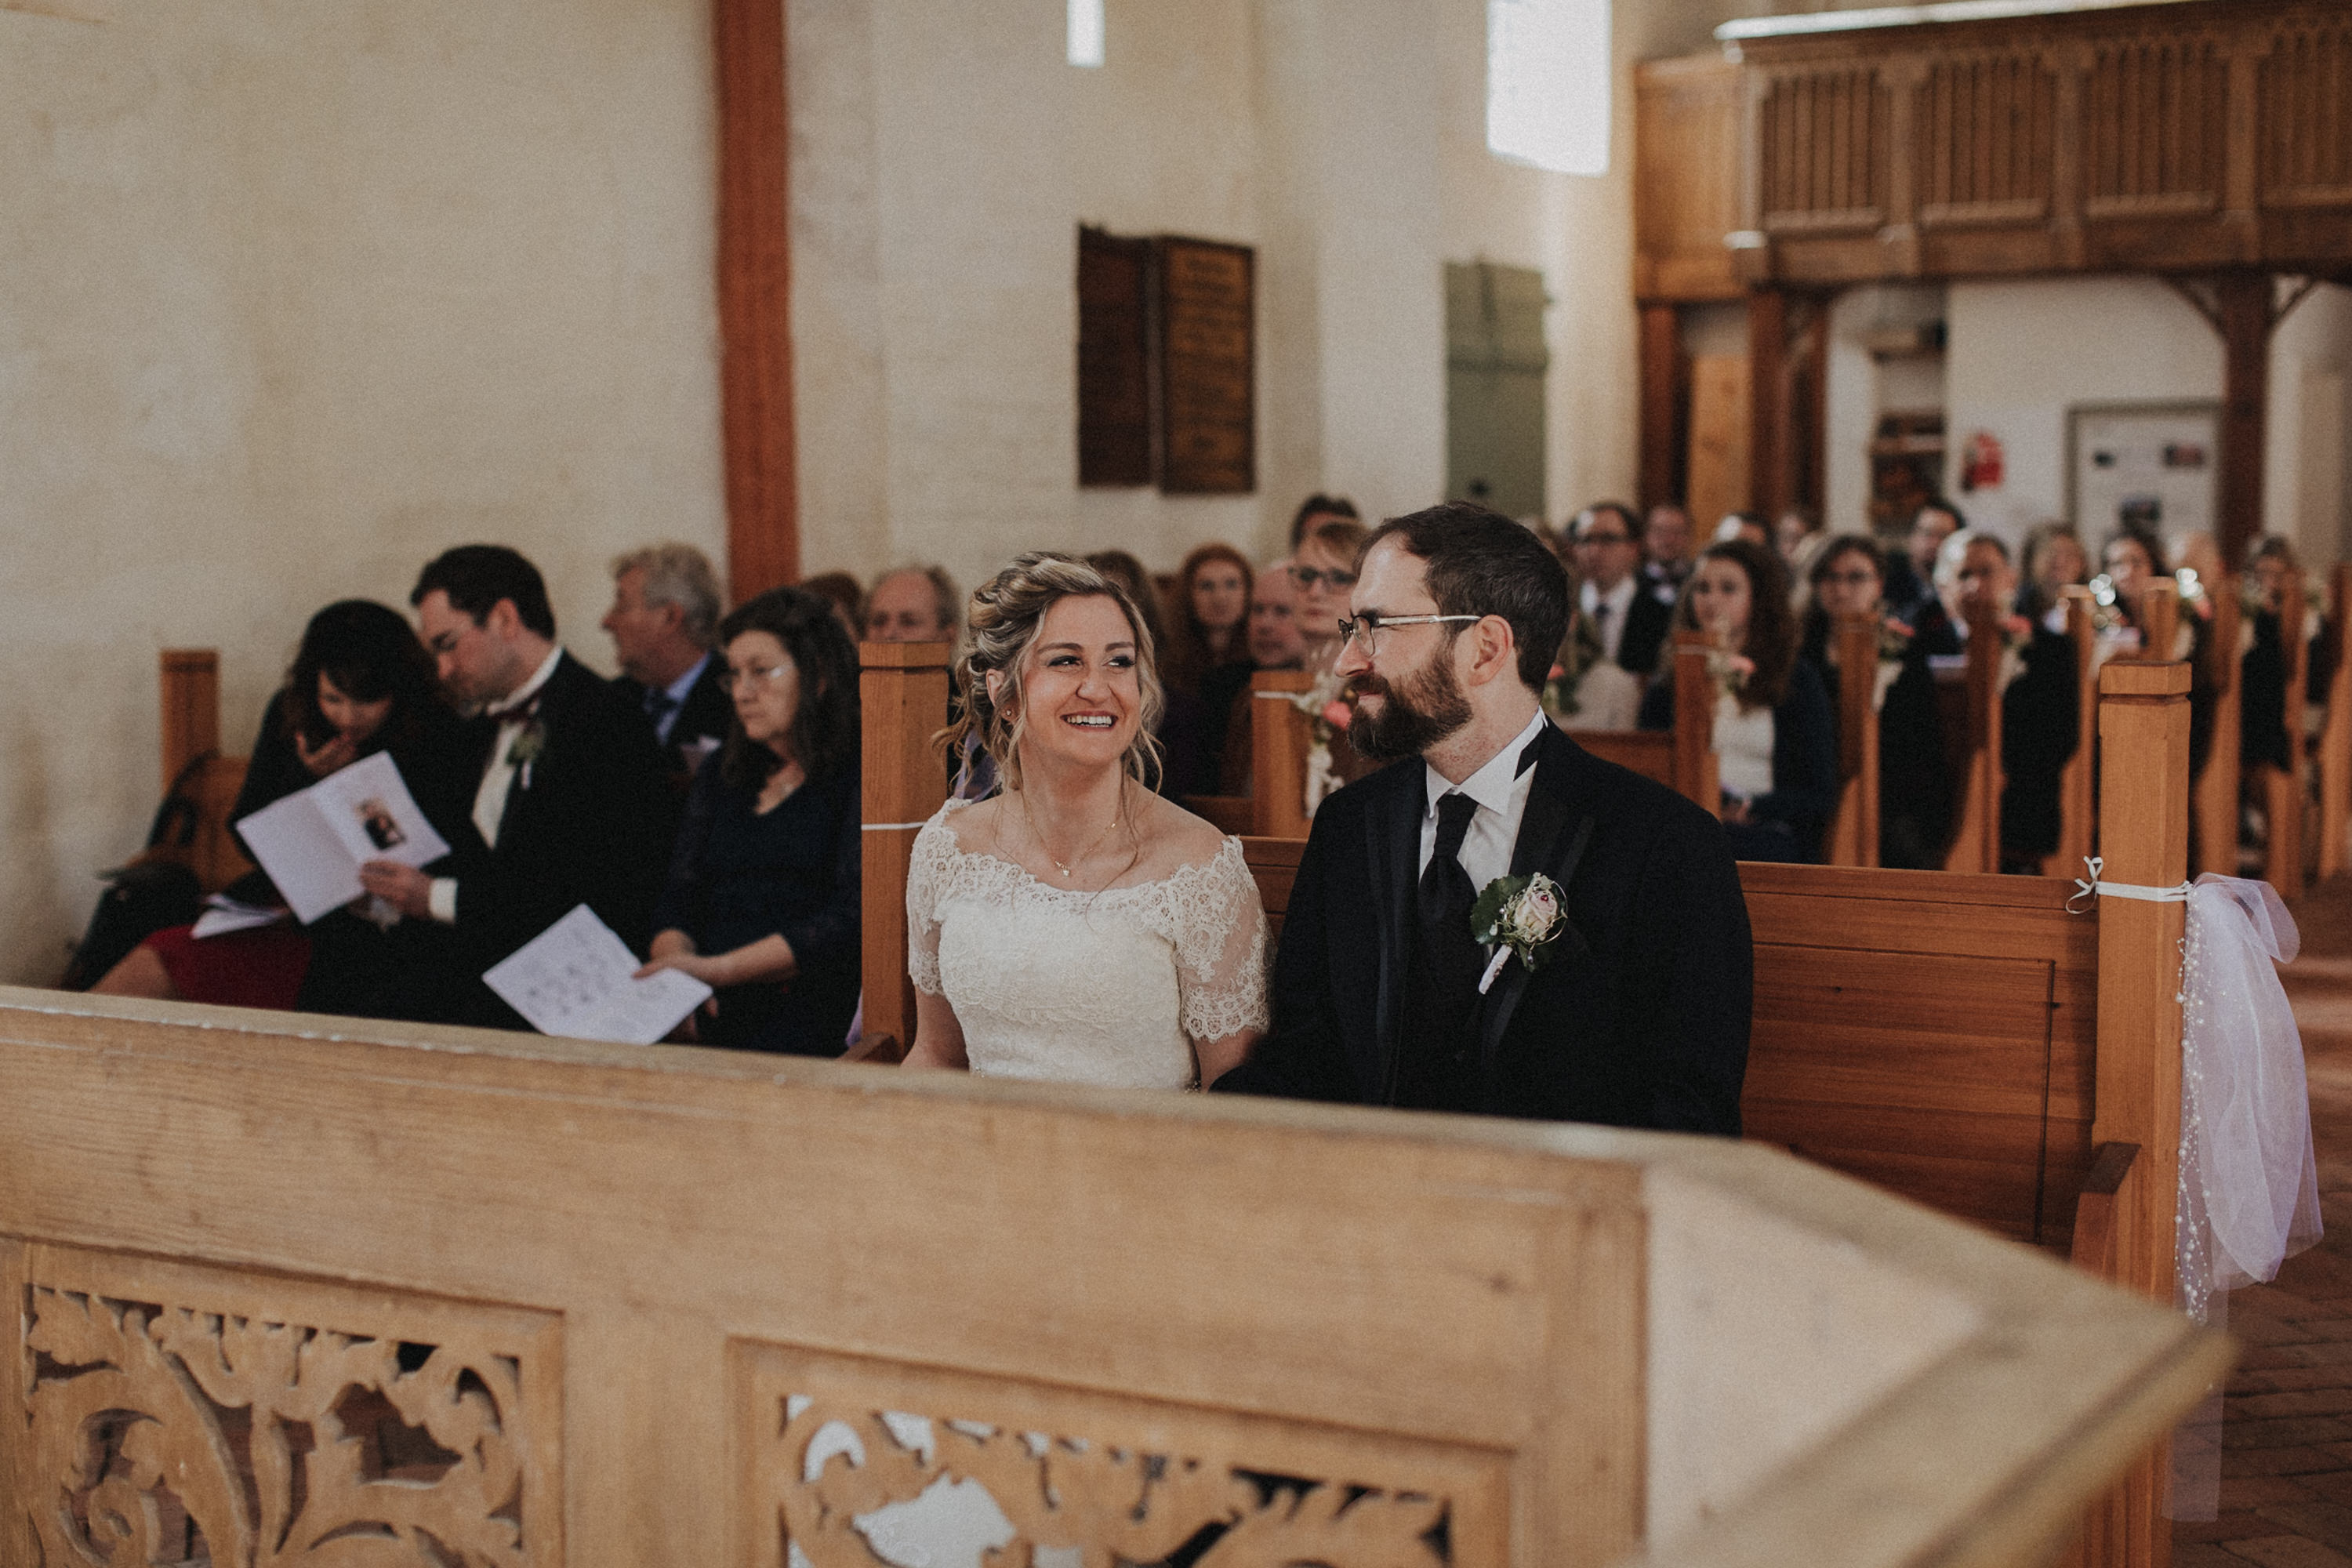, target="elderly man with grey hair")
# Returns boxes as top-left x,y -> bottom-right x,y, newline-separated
603,541 -> 731,782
